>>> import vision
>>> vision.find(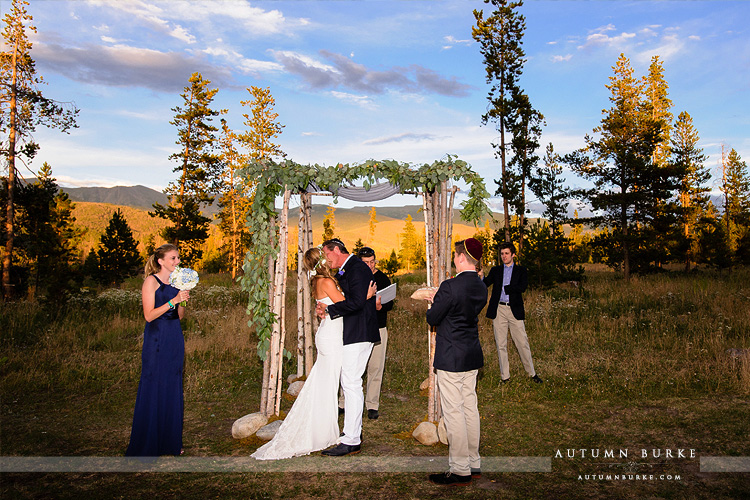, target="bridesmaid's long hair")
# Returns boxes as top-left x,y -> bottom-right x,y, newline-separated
144,243 -> 178,277
303,247 -> 341,295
